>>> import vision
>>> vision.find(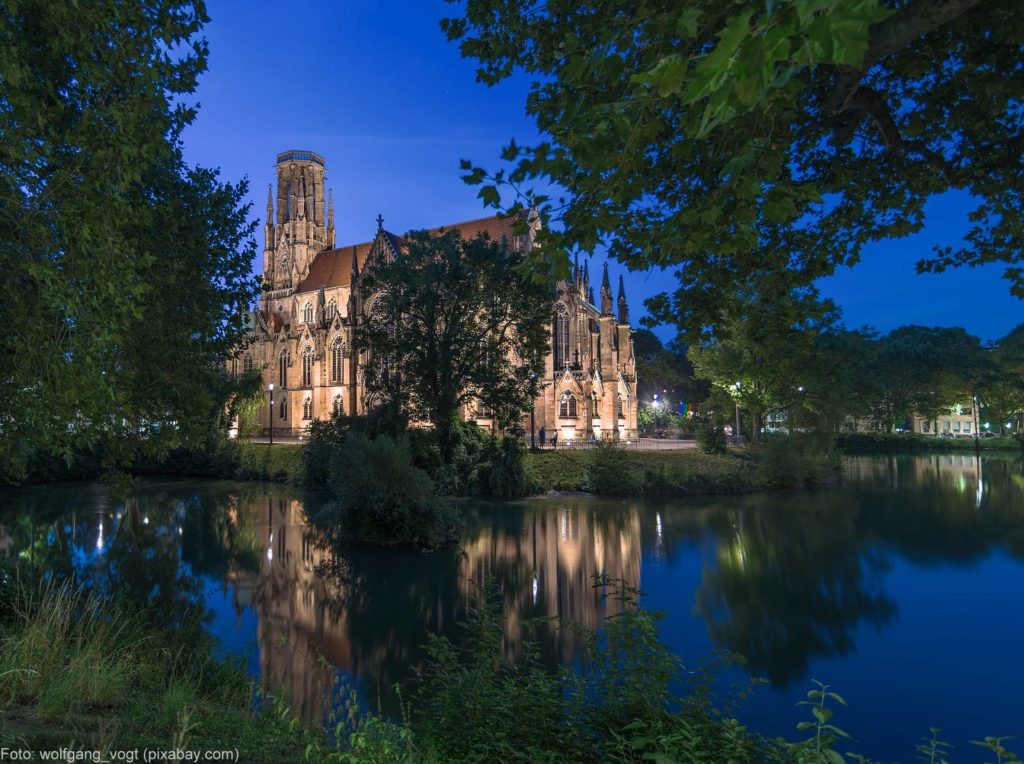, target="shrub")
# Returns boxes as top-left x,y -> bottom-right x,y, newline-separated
584,439 -> 641,495
481,436 -> 531,498
315,433 -> 456,547
758,434 -> 841,488
695,419 -> 728,455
